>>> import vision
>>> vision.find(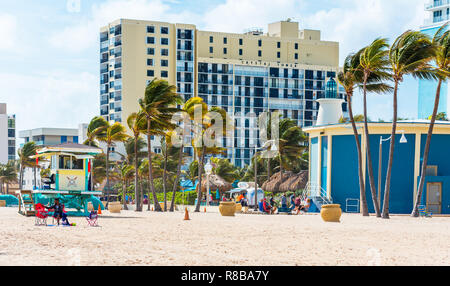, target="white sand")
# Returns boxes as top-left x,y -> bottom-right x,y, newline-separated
0,206 -> 449,266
